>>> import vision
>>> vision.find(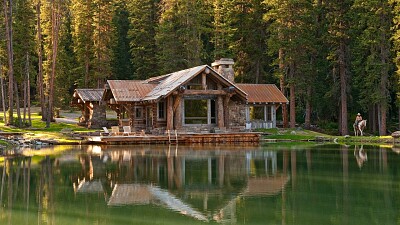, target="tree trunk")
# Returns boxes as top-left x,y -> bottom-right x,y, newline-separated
304,86 -> 311,129
371,106 -> 376,134
14,82 -> 21,127
23,53 -> 29,124
279,48 -> 288,128
379,11 -> 389,136
255,58 -> 260,84
36,0 -> 45,121
4,0 -> 14,126
339,41 -> 348,135
0,66 -> 6,125
27,54 -> 31,126
47,0 -> 61,128
289,62 -> 296,128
